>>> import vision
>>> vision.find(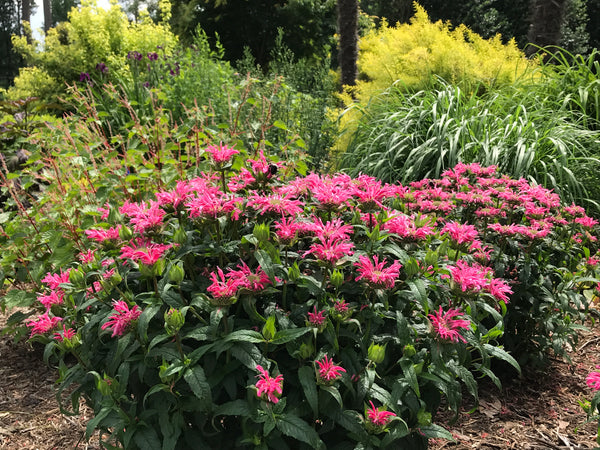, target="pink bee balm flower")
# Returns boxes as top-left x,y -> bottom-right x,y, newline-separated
207,267 -> 242,302
26,312 -> 62,338
305,237 -> 354,264
354,254 -> 401,289
78,249 -> 96,264
429,306 -> 471,344
366,400 -> 397,427
315,355 -> 346,383
447,260 -> 492,295
441,221 -> 478,245
41,269 -> 72,290
37,289 -> 64,309
586,371 -> 600,390
120,240 -> 173,265
255,365 -> 283,403
85,225 -> 122,243
101,300 -> 142,337
485,278 -> 513,303
307,306 -> 327,328
54,325 -> 77,342
204,142 -> 239,164
227,261 -> 272,293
